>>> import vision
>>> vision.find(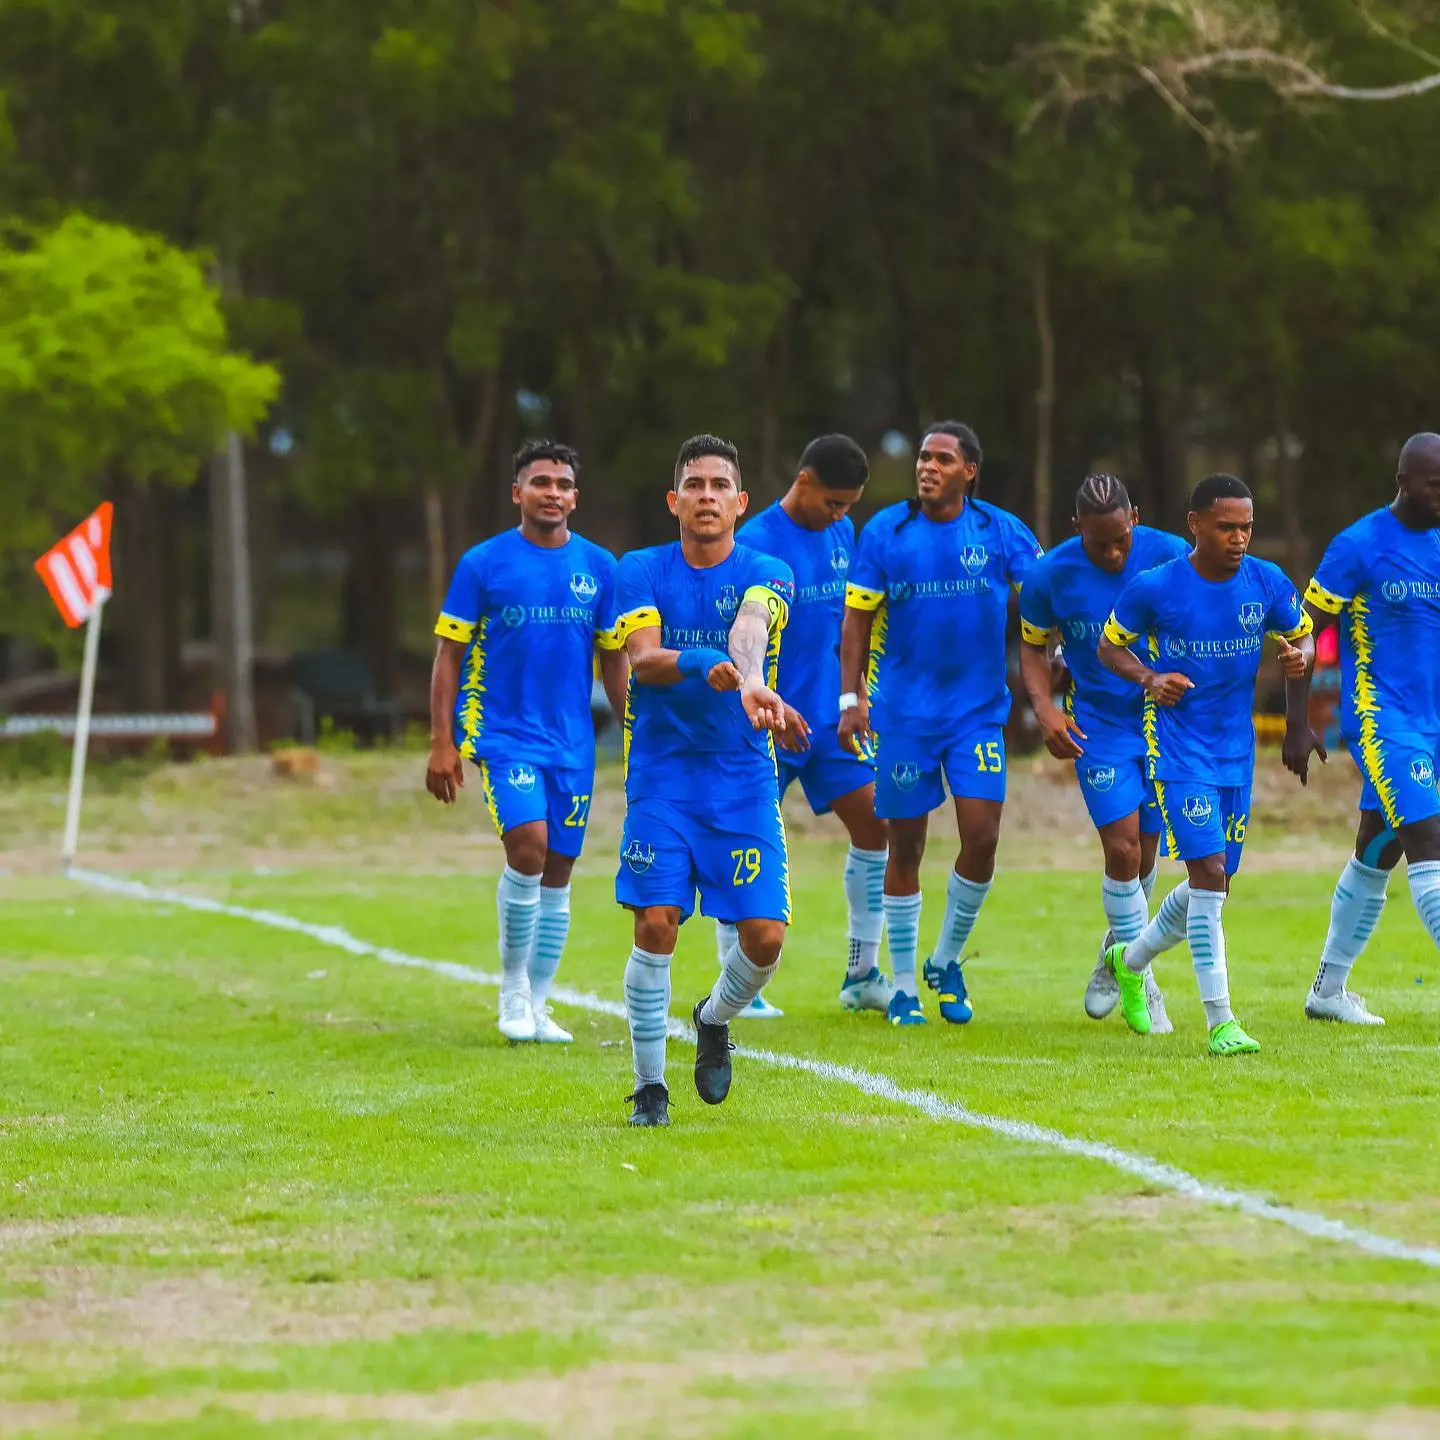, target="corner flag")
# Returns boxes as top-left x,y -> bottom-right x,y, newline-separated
34,501 -> 114,628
